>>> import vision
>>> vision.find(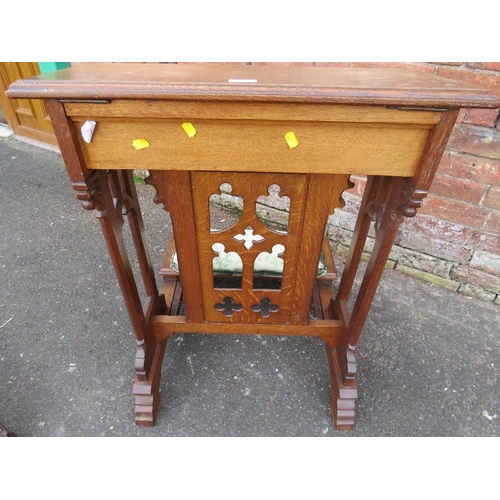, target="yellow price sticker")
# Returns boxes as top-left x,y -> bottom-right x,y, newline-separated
284,131 -> 298,149
182,122 -> 197,138
132,139 -> 150,150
